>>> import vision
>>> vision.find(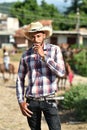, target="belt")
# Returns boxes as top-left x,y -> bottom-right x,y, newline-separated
26,94 -> 55,101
